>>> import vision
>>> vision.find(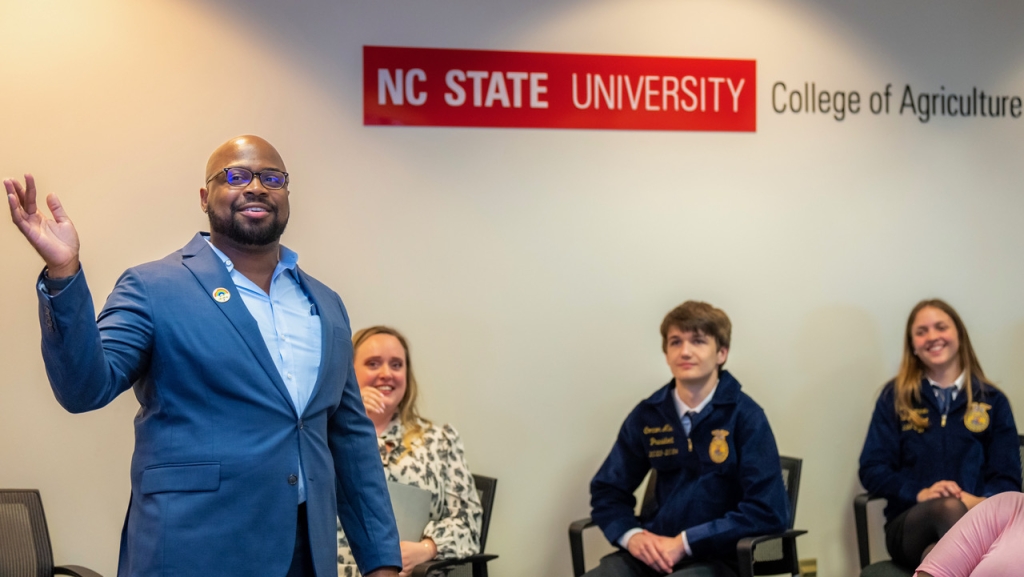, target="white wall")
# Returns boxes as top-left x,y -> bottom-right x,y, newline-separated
2,1 -> 1023,576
